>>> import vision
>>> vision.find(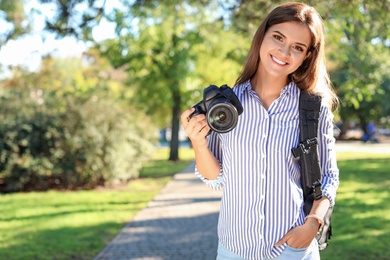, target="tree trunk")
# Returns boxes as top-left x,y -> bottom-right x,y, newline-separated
358,112 -> 367,134
169,88 -> 181,161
